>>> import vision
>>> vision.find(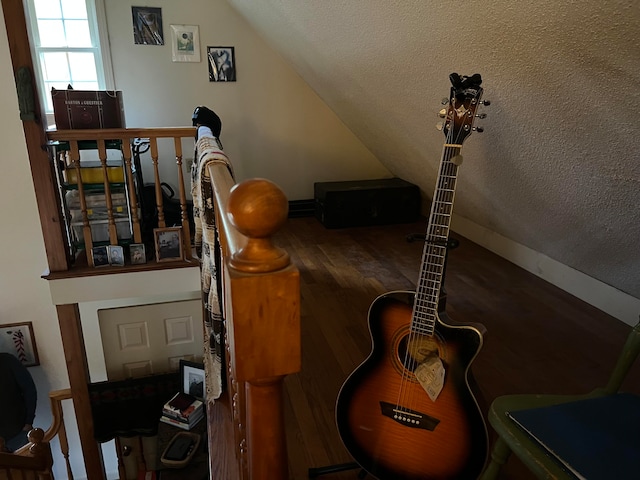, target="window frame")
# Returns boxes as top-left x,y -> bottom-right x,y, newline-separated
24,0 -> 114,126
